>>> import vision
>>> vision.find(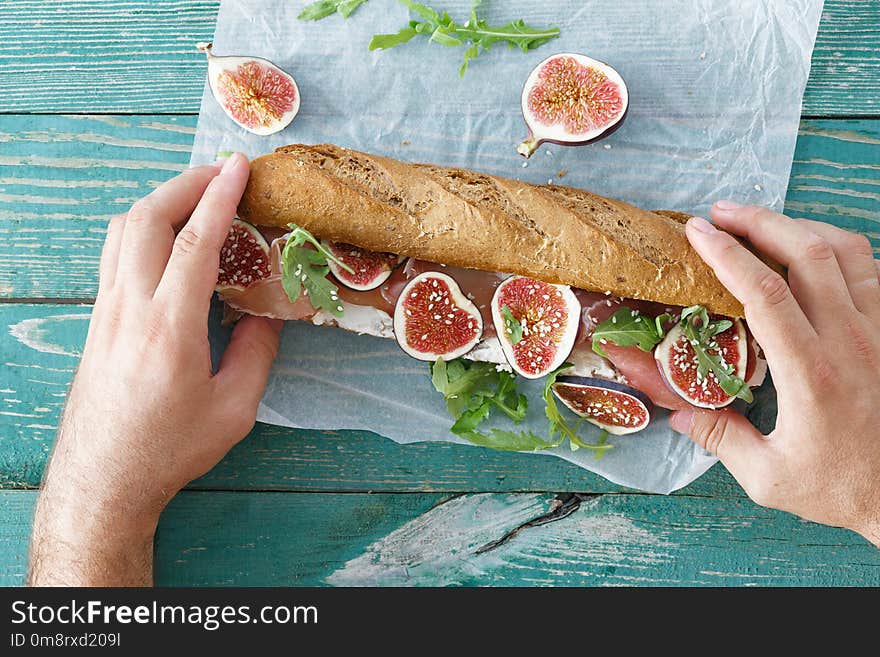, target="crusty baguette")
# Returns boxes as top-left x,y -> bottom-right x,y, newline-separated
238,144 -> 744,317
